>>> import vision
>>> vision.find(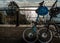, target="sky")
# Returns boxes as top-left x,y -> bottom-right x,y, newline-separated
0,0 -> 60,2
0,0 -> 60,7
